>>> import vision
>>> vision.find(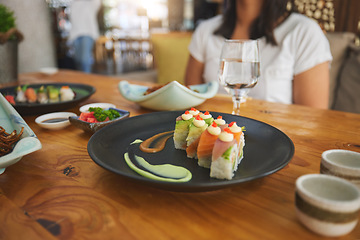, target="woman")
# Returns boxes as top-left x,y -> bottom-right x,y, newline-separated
185,0 -> 332,109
